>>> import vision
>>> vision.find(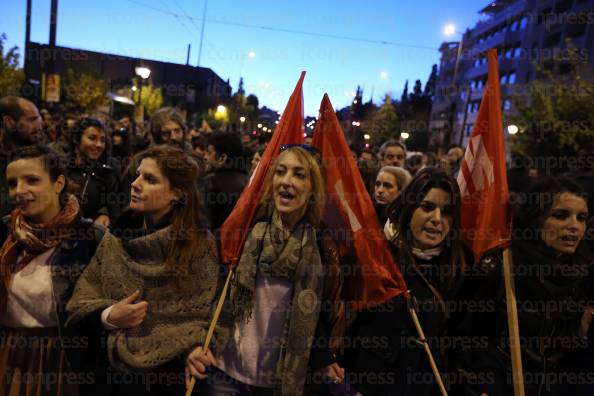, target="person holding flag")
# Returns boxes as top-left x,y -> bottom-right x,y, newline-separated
344,167 -> 470,396
184,74 -> 345,396
457,177 -> 594,396
187,145 -> 344,395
